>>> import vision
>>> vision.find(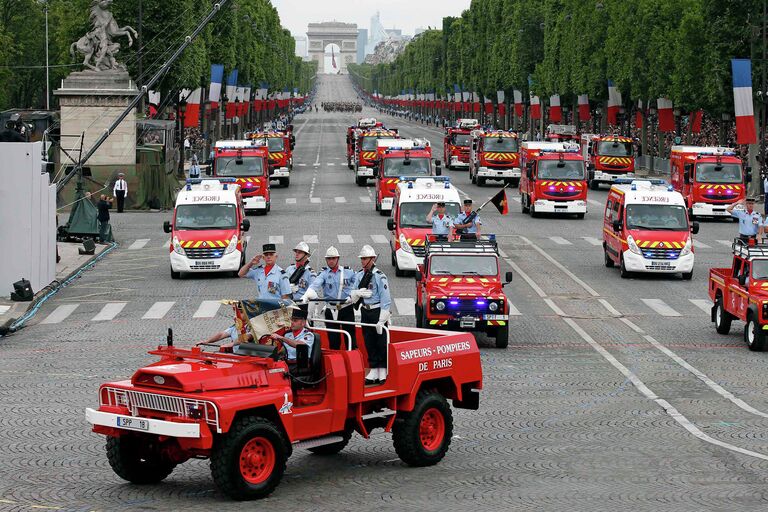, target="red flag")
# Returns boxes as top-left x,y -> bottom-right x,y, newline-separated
490,188 -> 508,215
691,110 -> 703,133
